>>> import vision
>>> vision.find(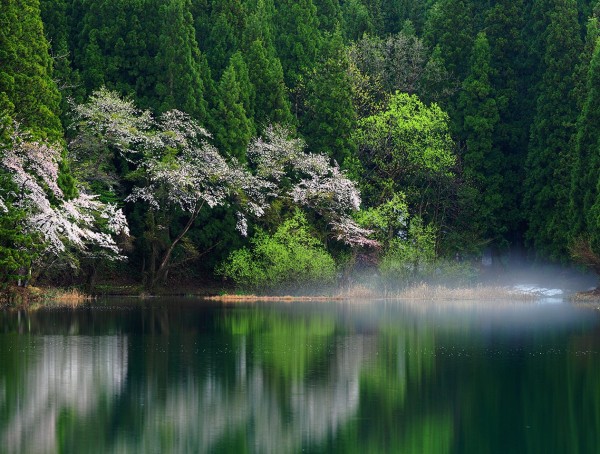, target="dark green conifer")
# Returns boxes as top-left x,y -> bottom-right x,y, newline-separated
300,30 -> 357,166
524,0 -> 582,258
459,32 -> 502,242
423,0 -> 475,80
245,40 -> 293,128
571,37 -> 600,244
484,0 -> 528,239
212,60 -> 254,162
0,0 -> 62,141
154,0 -> 208,121
274,0 -> 322,88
